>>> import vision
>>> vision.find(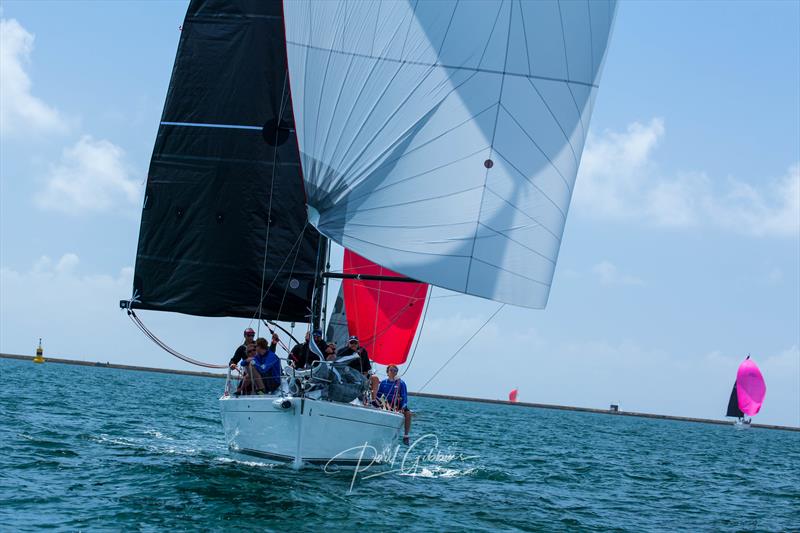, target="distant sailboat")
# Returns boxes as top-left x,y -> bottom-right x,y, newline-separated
726,356 -> 766,428
509,389 -> 519,403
